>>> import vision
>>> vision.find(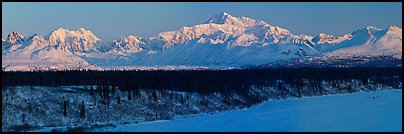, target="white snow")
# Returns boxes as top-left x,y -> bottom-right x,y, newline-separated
106,35 -> 146,55
94,89 -> 402,132
5,31 -> 25,45
324,25 -> 402,59
312,33 -> 351,45
46,27 -> 99,46
2,12 -> 402,71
